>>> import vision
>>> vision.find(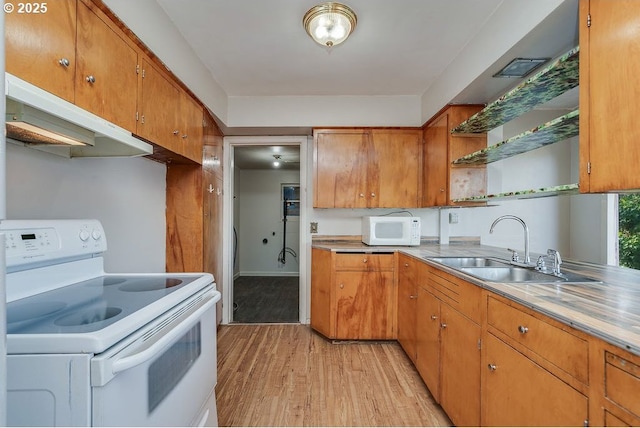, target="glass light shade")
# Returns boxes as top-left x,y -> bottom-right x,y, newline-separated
303,3 -> 357,47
